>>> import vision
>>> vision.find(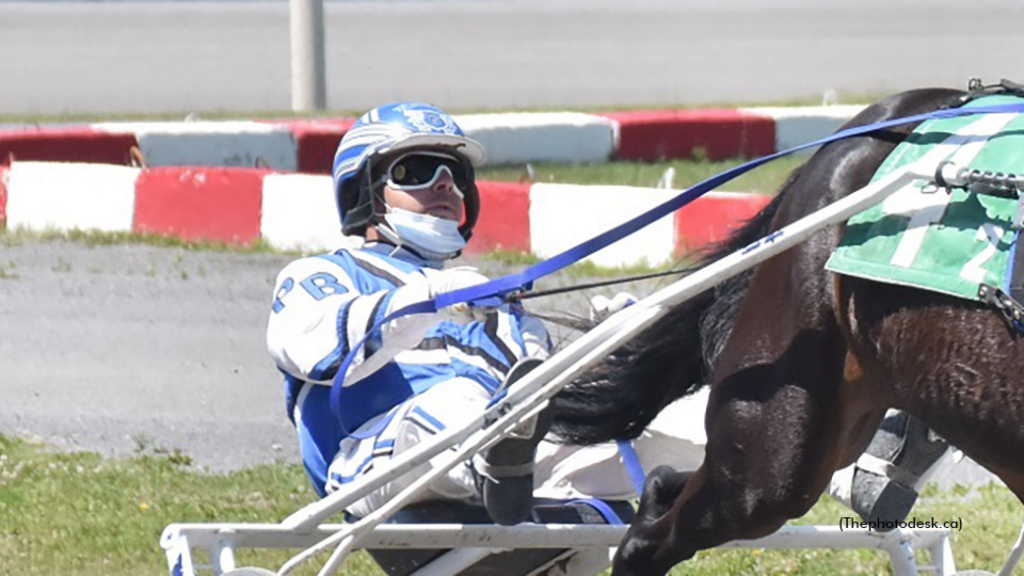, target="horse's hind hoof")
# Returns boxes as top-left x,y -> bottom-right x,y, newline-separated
847,410 -> 948,527
850,469 -> 917,528
613,535 -> 678,576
